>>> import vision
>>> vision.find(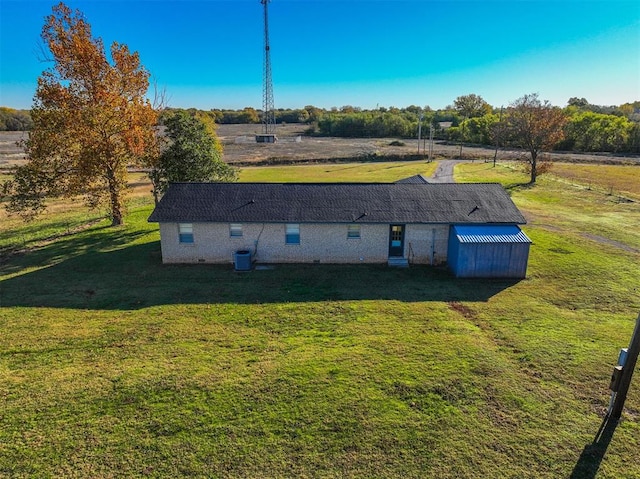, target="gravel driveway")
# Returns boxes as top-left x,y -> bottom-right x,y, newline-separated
428,160 -> 460,183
